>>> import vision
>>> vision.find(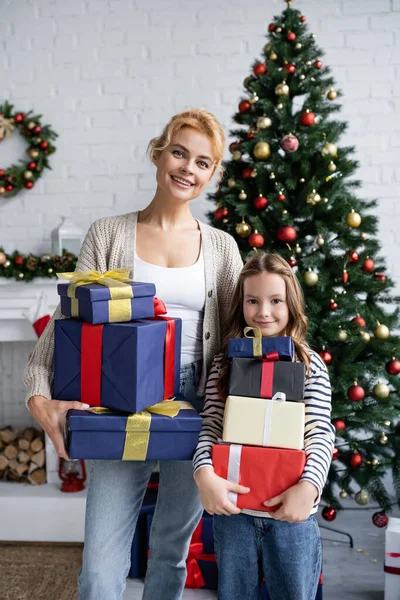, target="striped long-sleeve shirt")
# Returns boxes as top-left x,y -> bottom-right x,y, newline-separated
193,350 -> 335,517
